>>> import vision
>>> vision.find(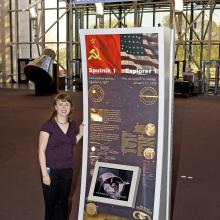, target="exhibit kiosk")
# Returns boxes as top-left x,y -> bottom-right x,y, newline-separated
78,27 -> 174,220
